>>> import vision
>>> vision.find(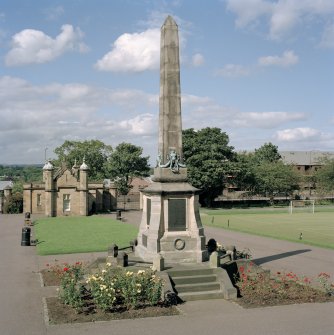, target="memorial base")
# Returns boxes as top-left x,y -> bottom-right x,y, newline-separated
135,180 -> 208,264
